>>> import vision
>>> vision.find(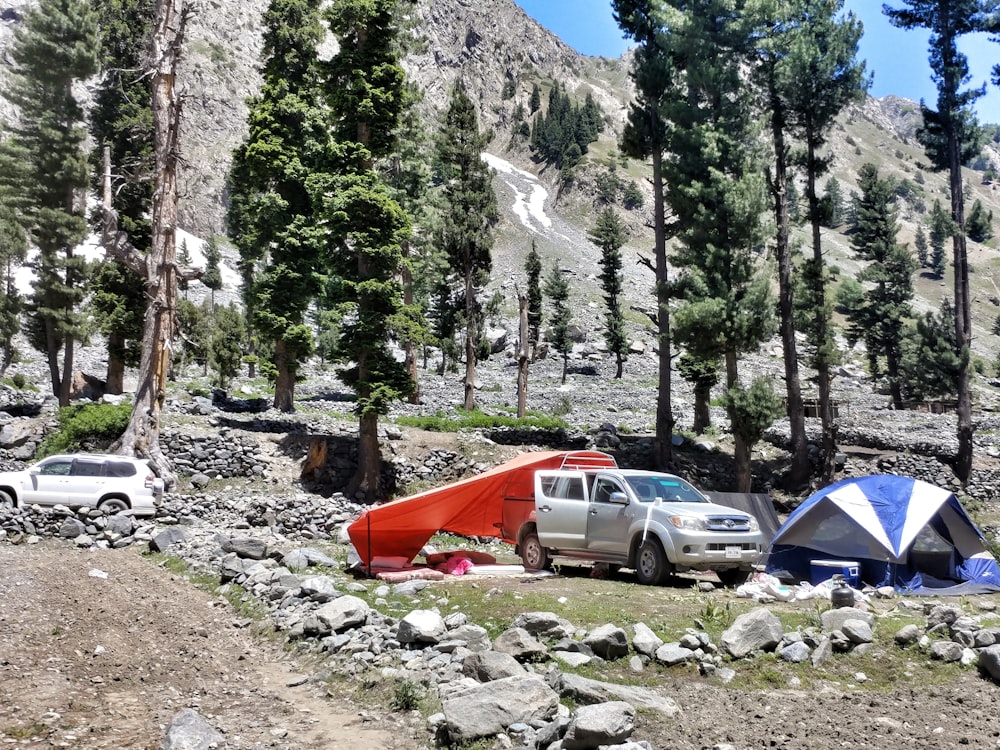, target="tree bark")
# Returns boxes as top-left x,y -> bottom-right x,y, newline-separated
517,292 -> 528,418
463,272 -> 477,411
768,80 -> 810,489
726,350 -> 752,492
806,141 -> 838,484
111,0 -> 186,490
651,145 -> 674,470
950,125 -> 973,485
693,381 -> 711,434
272,338 -> 294,411
106,332 -> 126,395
